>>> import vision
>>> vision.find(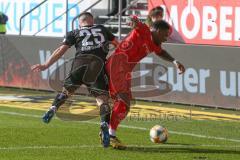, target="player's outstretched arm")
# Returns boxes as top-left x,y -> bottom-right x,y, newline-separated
31,45 -> 69,72
158,49 -> 185,74
126,15 -> 140,29
111,38 -> 120,48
